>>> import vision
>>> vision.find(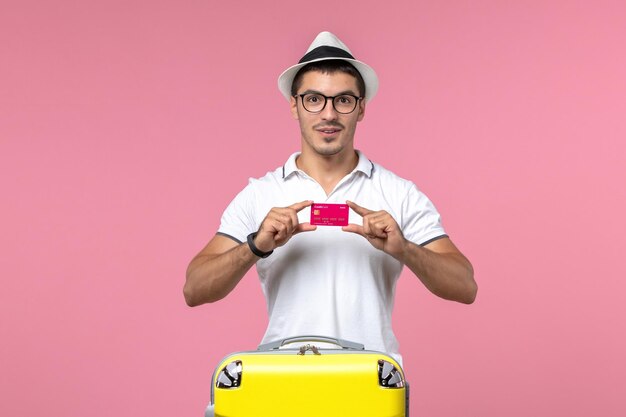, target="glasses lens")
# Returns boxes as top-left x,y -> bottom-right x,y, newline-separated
301,94 -> 326,112
333,95 -> 358,114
